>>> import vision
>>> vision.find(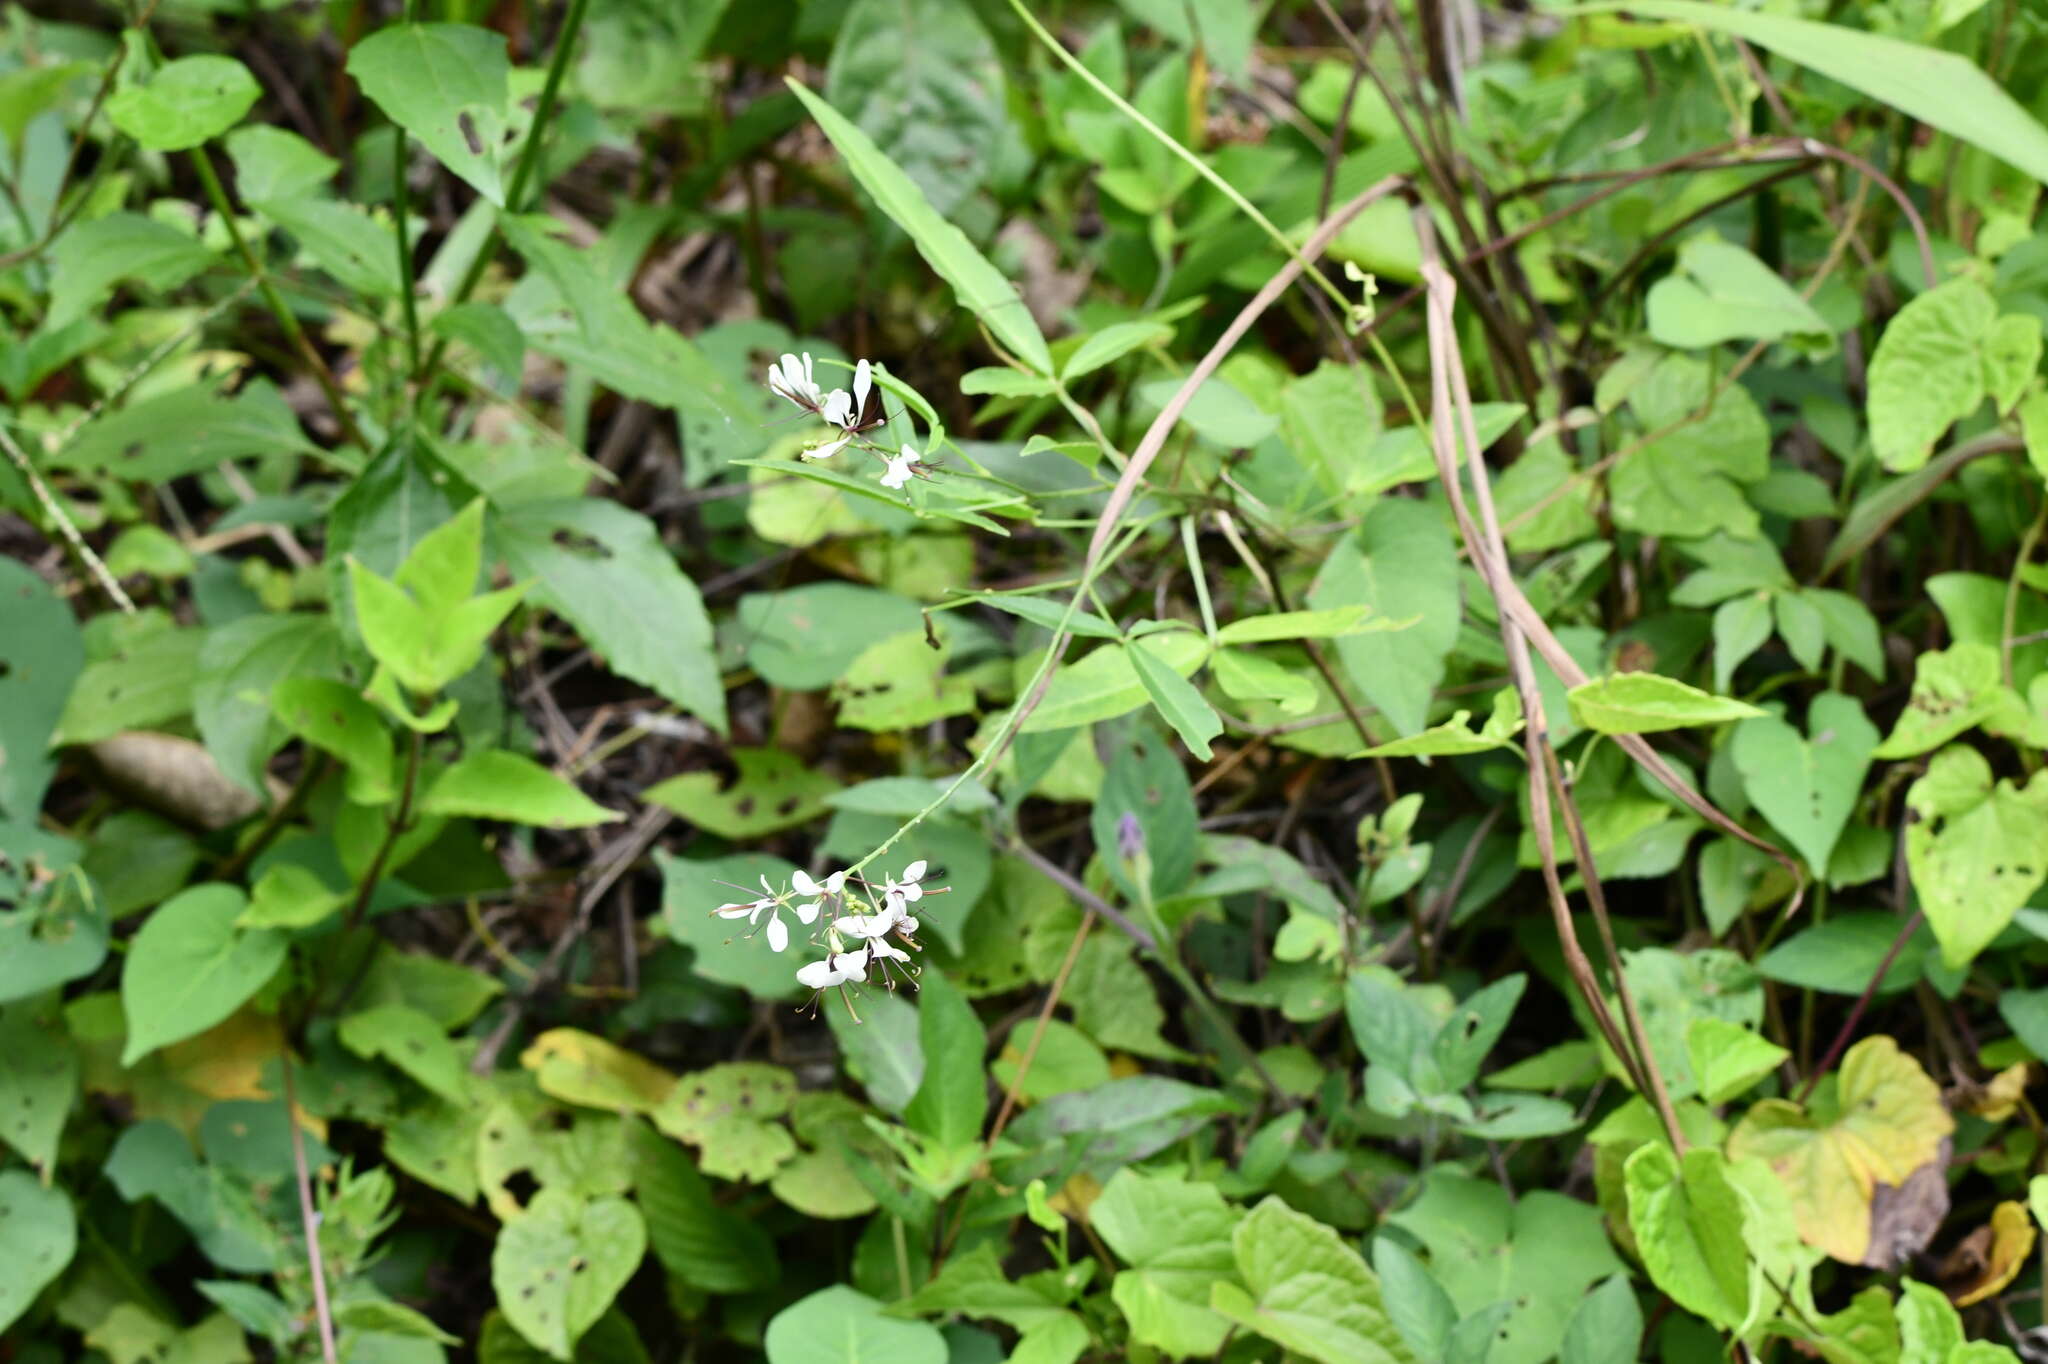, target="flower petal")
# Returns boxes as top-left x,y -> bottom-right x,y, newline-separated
902,860 -> 927,883
767,915 -> 788,954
